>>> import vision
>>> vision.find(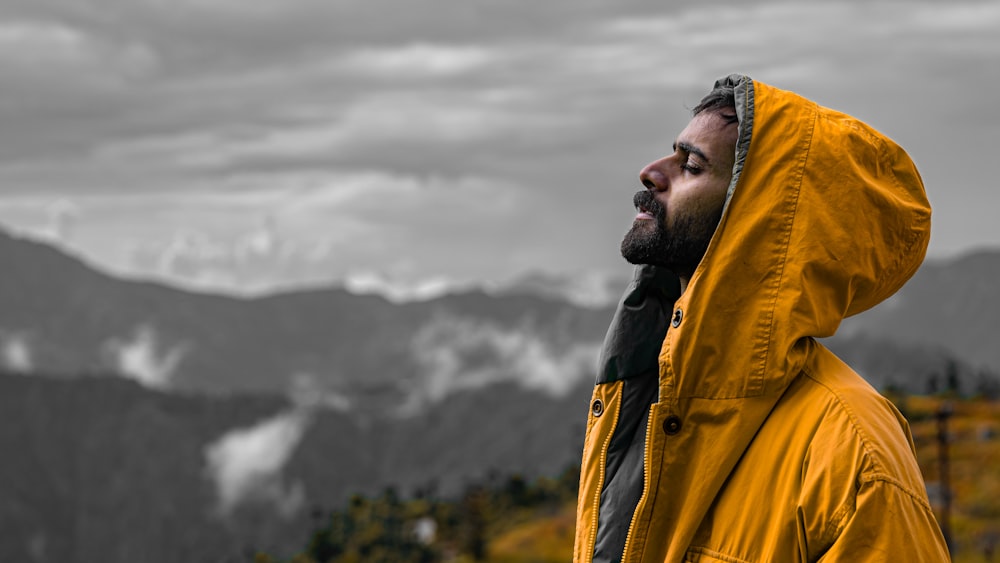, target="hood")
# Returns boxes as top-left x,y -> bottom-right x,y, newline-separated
661,74 -> 930,400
